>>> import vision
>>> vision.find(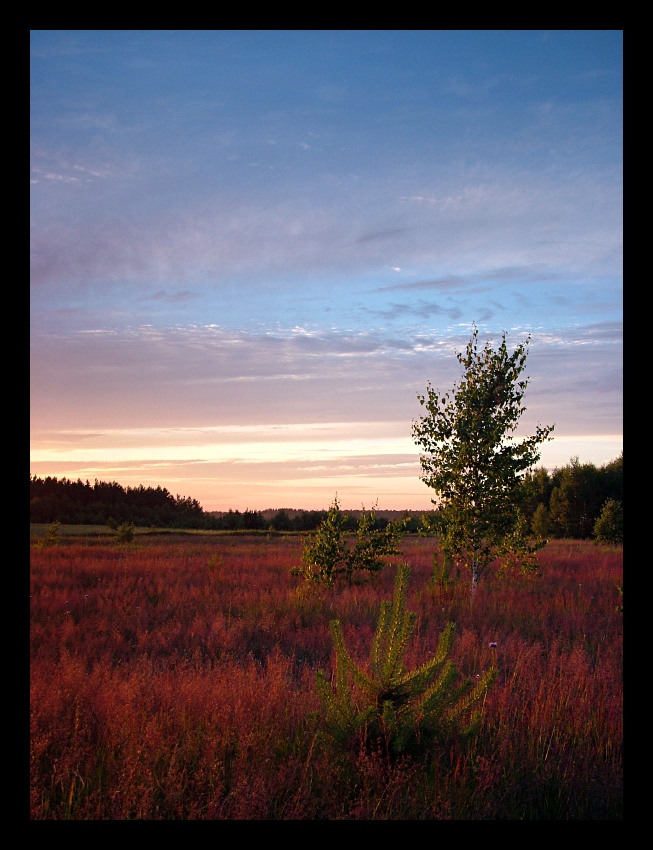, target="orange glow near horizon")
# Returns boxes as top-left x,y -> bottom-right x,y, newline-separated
30,428 -> 622,513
